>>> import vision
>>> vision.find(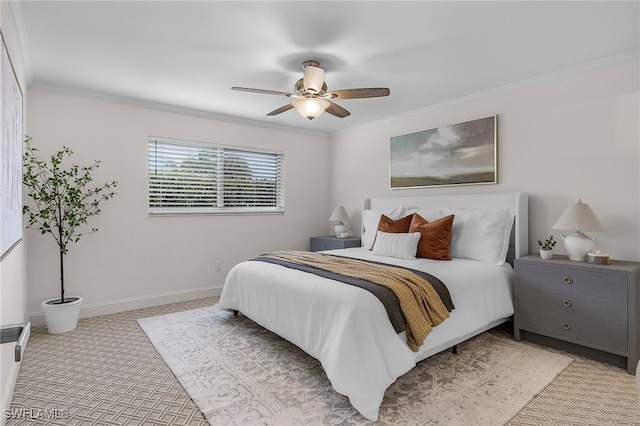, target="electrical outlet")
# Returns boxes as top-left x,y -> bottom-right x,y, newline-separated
215,261 -> 222,272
